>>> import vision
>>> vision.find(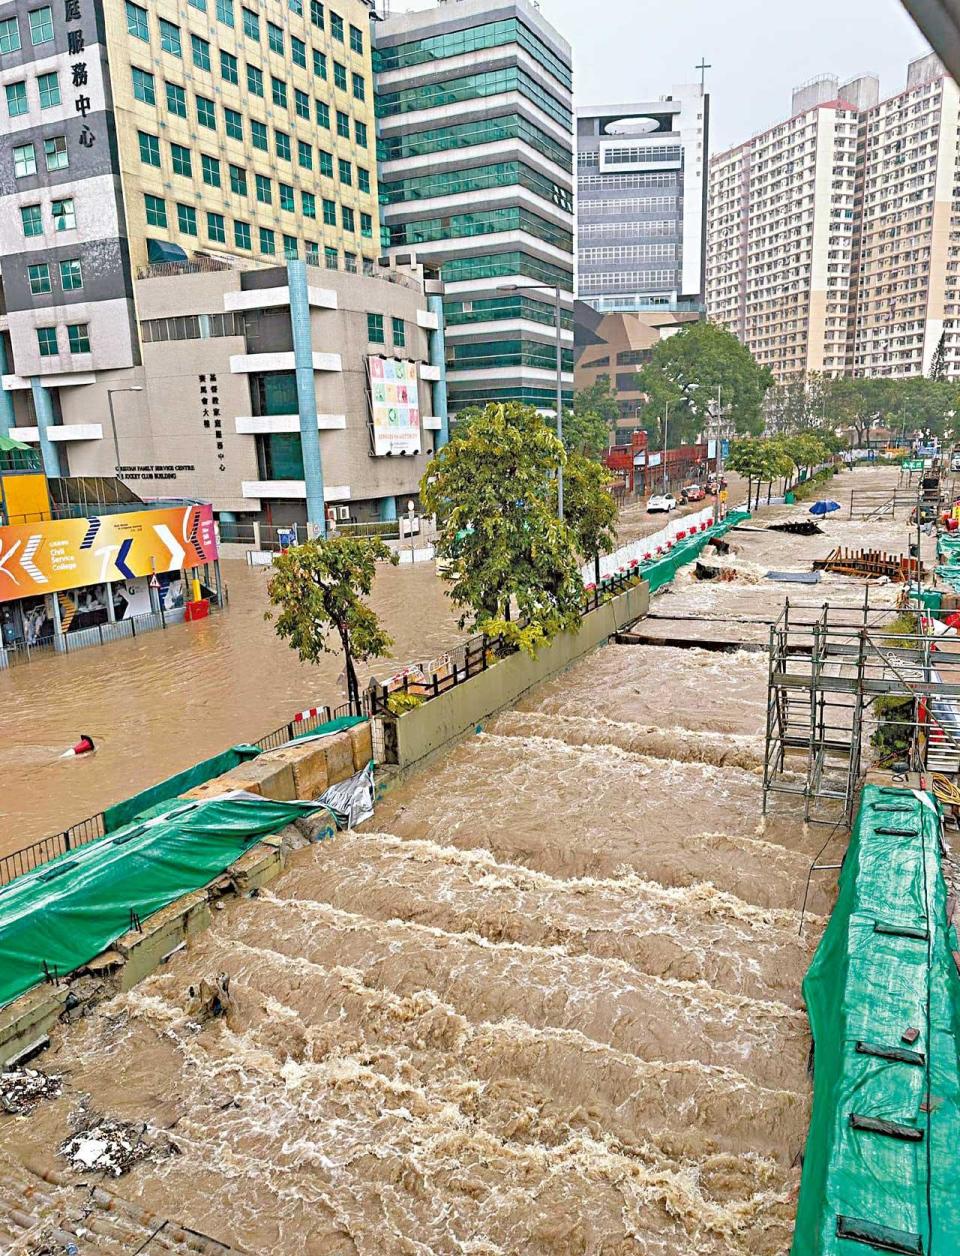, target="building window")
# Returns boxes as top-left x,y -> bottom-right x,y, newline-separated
52,197 -> 75,230
392,317 -> 405,348
283,235 -> 298,259
316,99 -> 330,128
331,11 -> 343,41
196,95 -> 216,129
355,120 -> 367,148
361,211 -> 373,238
251,120 -> 268,151
59,258 -> 82,290
37,71 -> 60,108
201,153 -> 221,187
318,149 -> 333,177
291,35 -> 306,68
234,220 -> 251,250
313,48 -> 326,79
67,323 -> 90,354
216,0 -> 234,27
166,81 -> 187,117
43,137 -> 66,170
271,76 -> 287,108
358,166 -> 370,193
189,0 -> 206,11
267,20 -> 283,53
349,23 -> 362,53
255,173 -> 272,203
344,251 -> 356,272
295,88 -> 310,119
298,139 -> 312,169
367,313 -> 384,343
352,72 -> 365,102
37,327 -> 58,357
279,182 -> 295,212
126,0 -> 149,41
260,225 -> 276,254
5,82 -> 27,117
13,143 -> 37,178
192,34 -> 211,70
171,142 -> 191,176
220,49 -> 239,83
336,110 -> 349,138
138,131 -> 161,166
333,60 -> 347,91
29,6 -> 54,45
275,130 -> 291,161
176,203 -> 197,235
28,263 -> 50,295
159,18 -> 181,56
144,193 -> 167,227
324,245 -> 338,268
0,17 -> 21,53
338,158 -> 351,186
341,205 -> 354,232
247,64 -> 263,96
241,6 -> 258,40
229,164 -> 247,195
132,67 -> 155,105
302,190 -> 316,218
310,0 -> 323,29
305,242 -> 319,267
207,210 -> 226,242
224,107 -> 242,140
322,198 -> 336,226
